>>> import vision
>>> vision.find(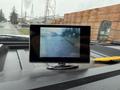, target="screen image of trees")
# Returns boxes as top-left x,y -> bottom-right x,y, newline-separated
40,27 -> 80,57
